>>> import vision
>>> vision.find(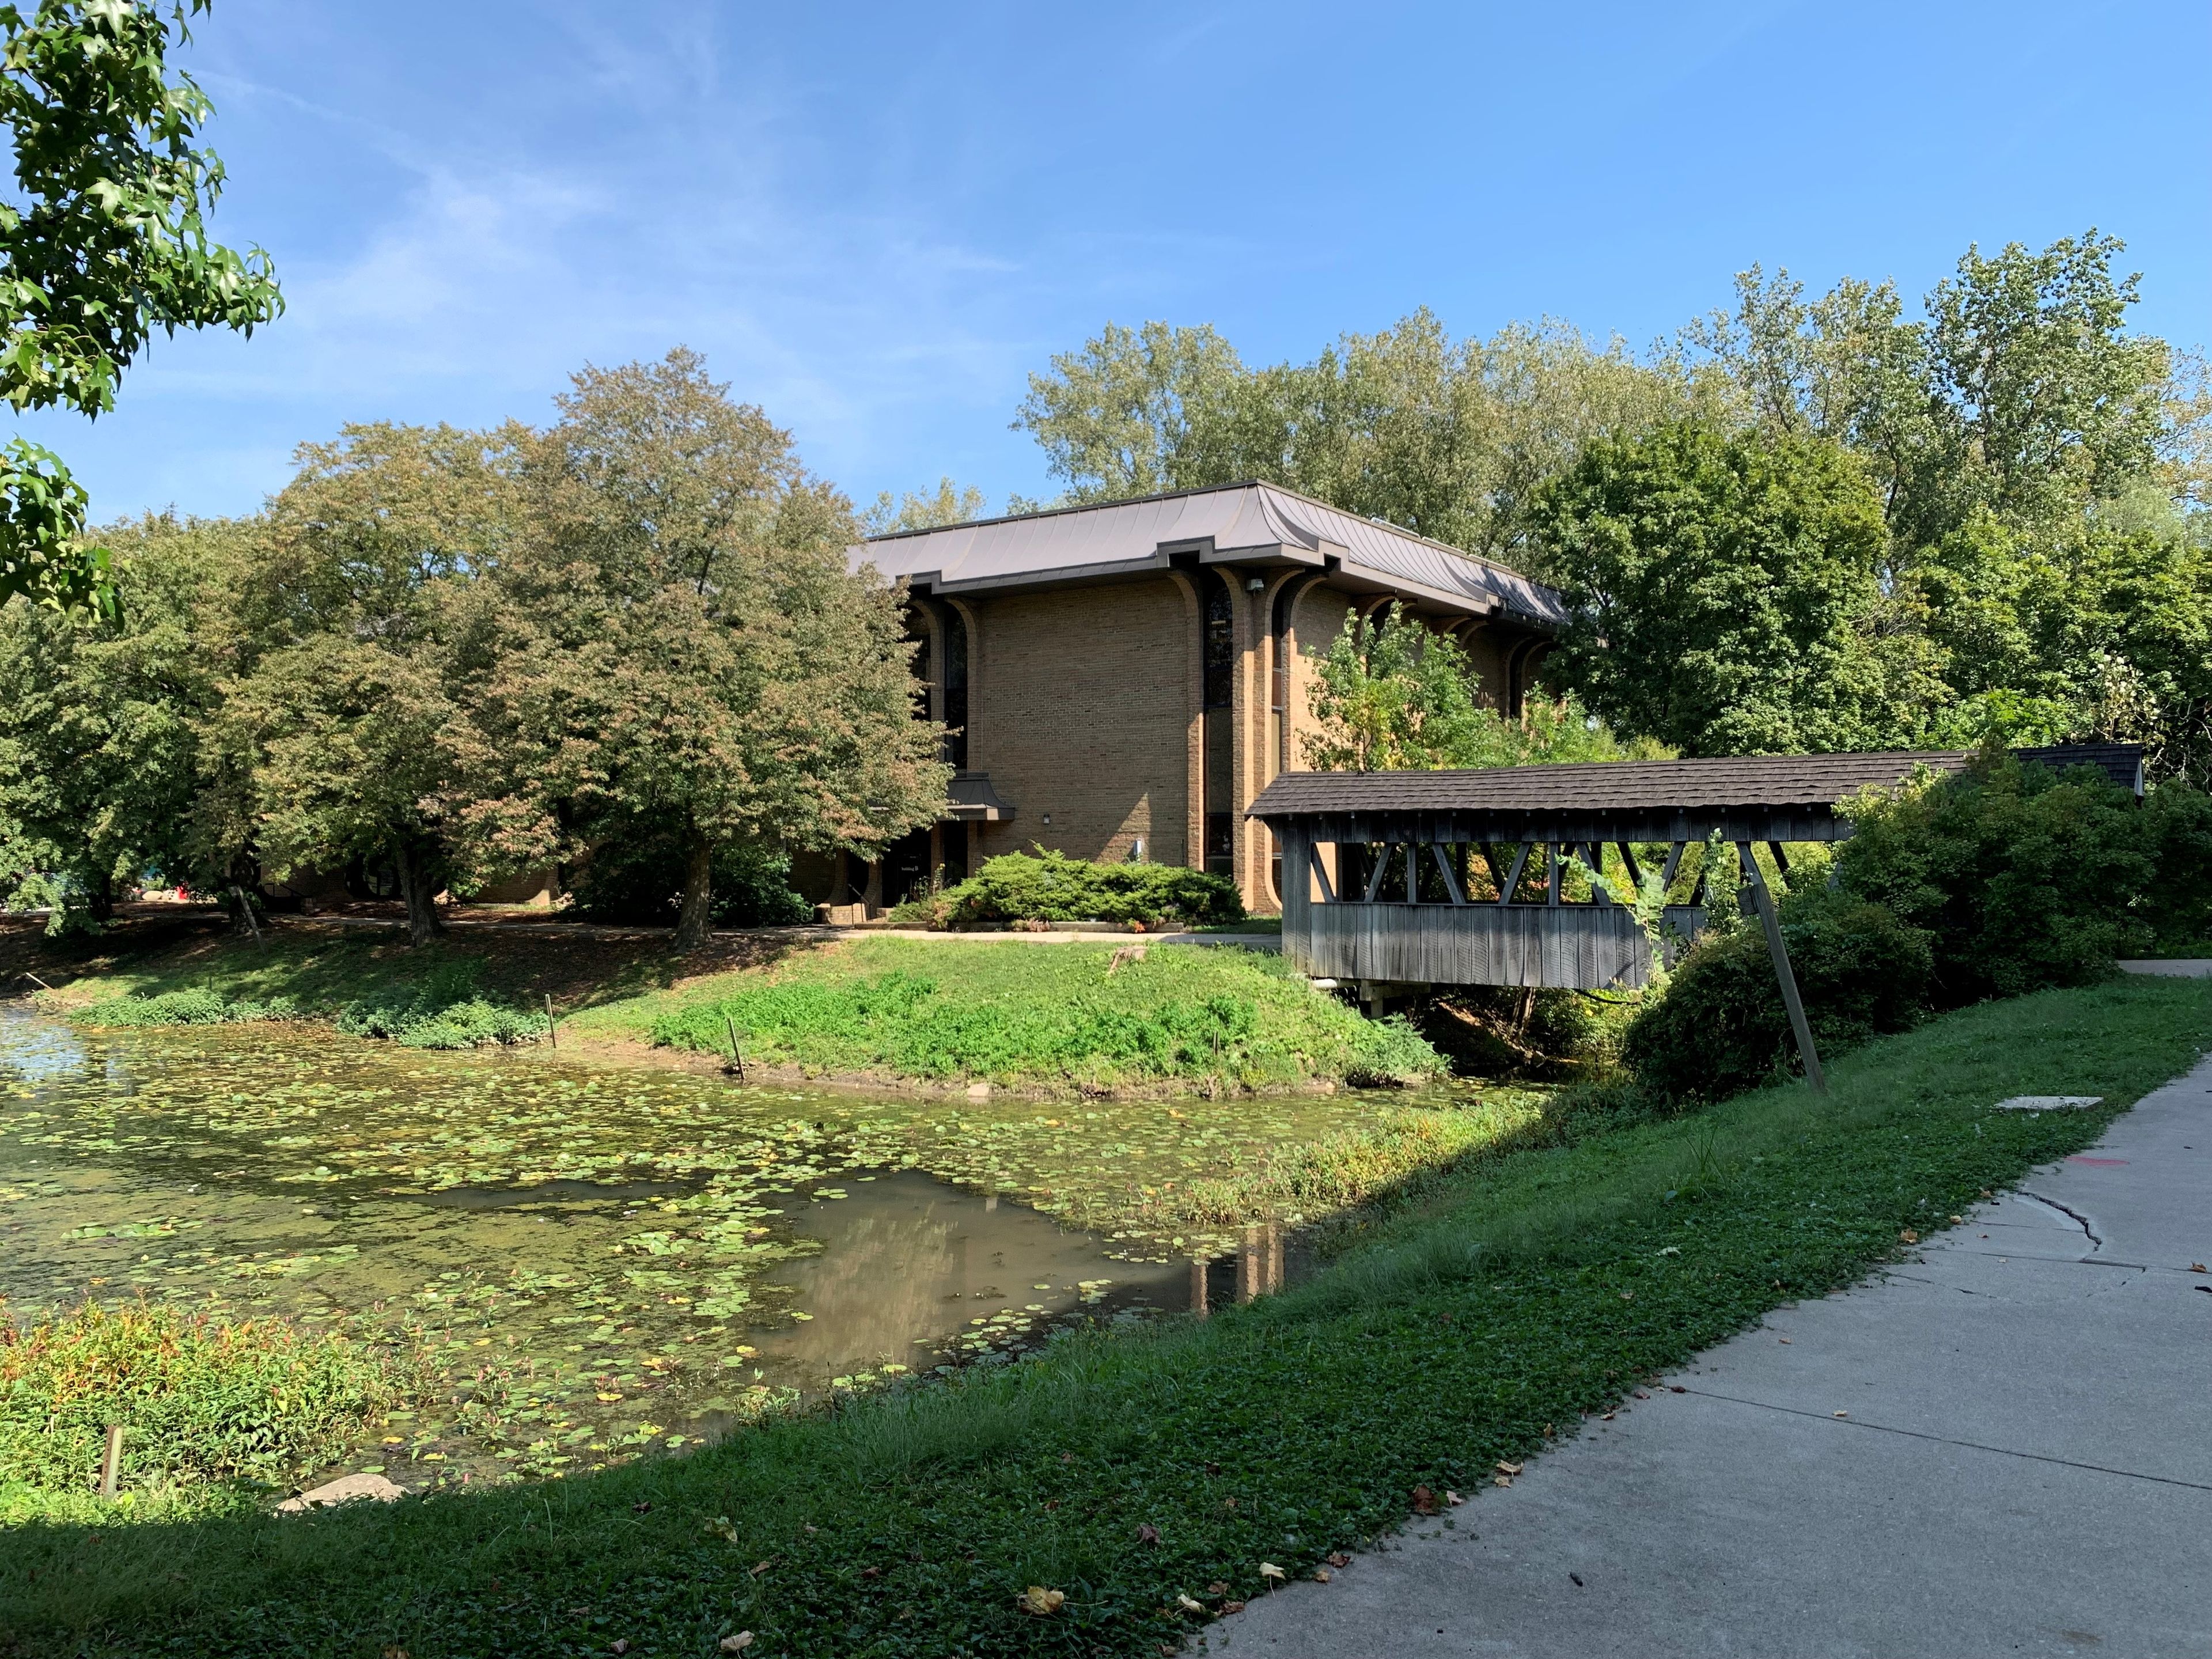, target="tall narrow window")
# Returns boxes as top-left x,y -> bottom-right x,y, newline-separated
1200,571 -> 1234,878
941,605 -> 969,769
